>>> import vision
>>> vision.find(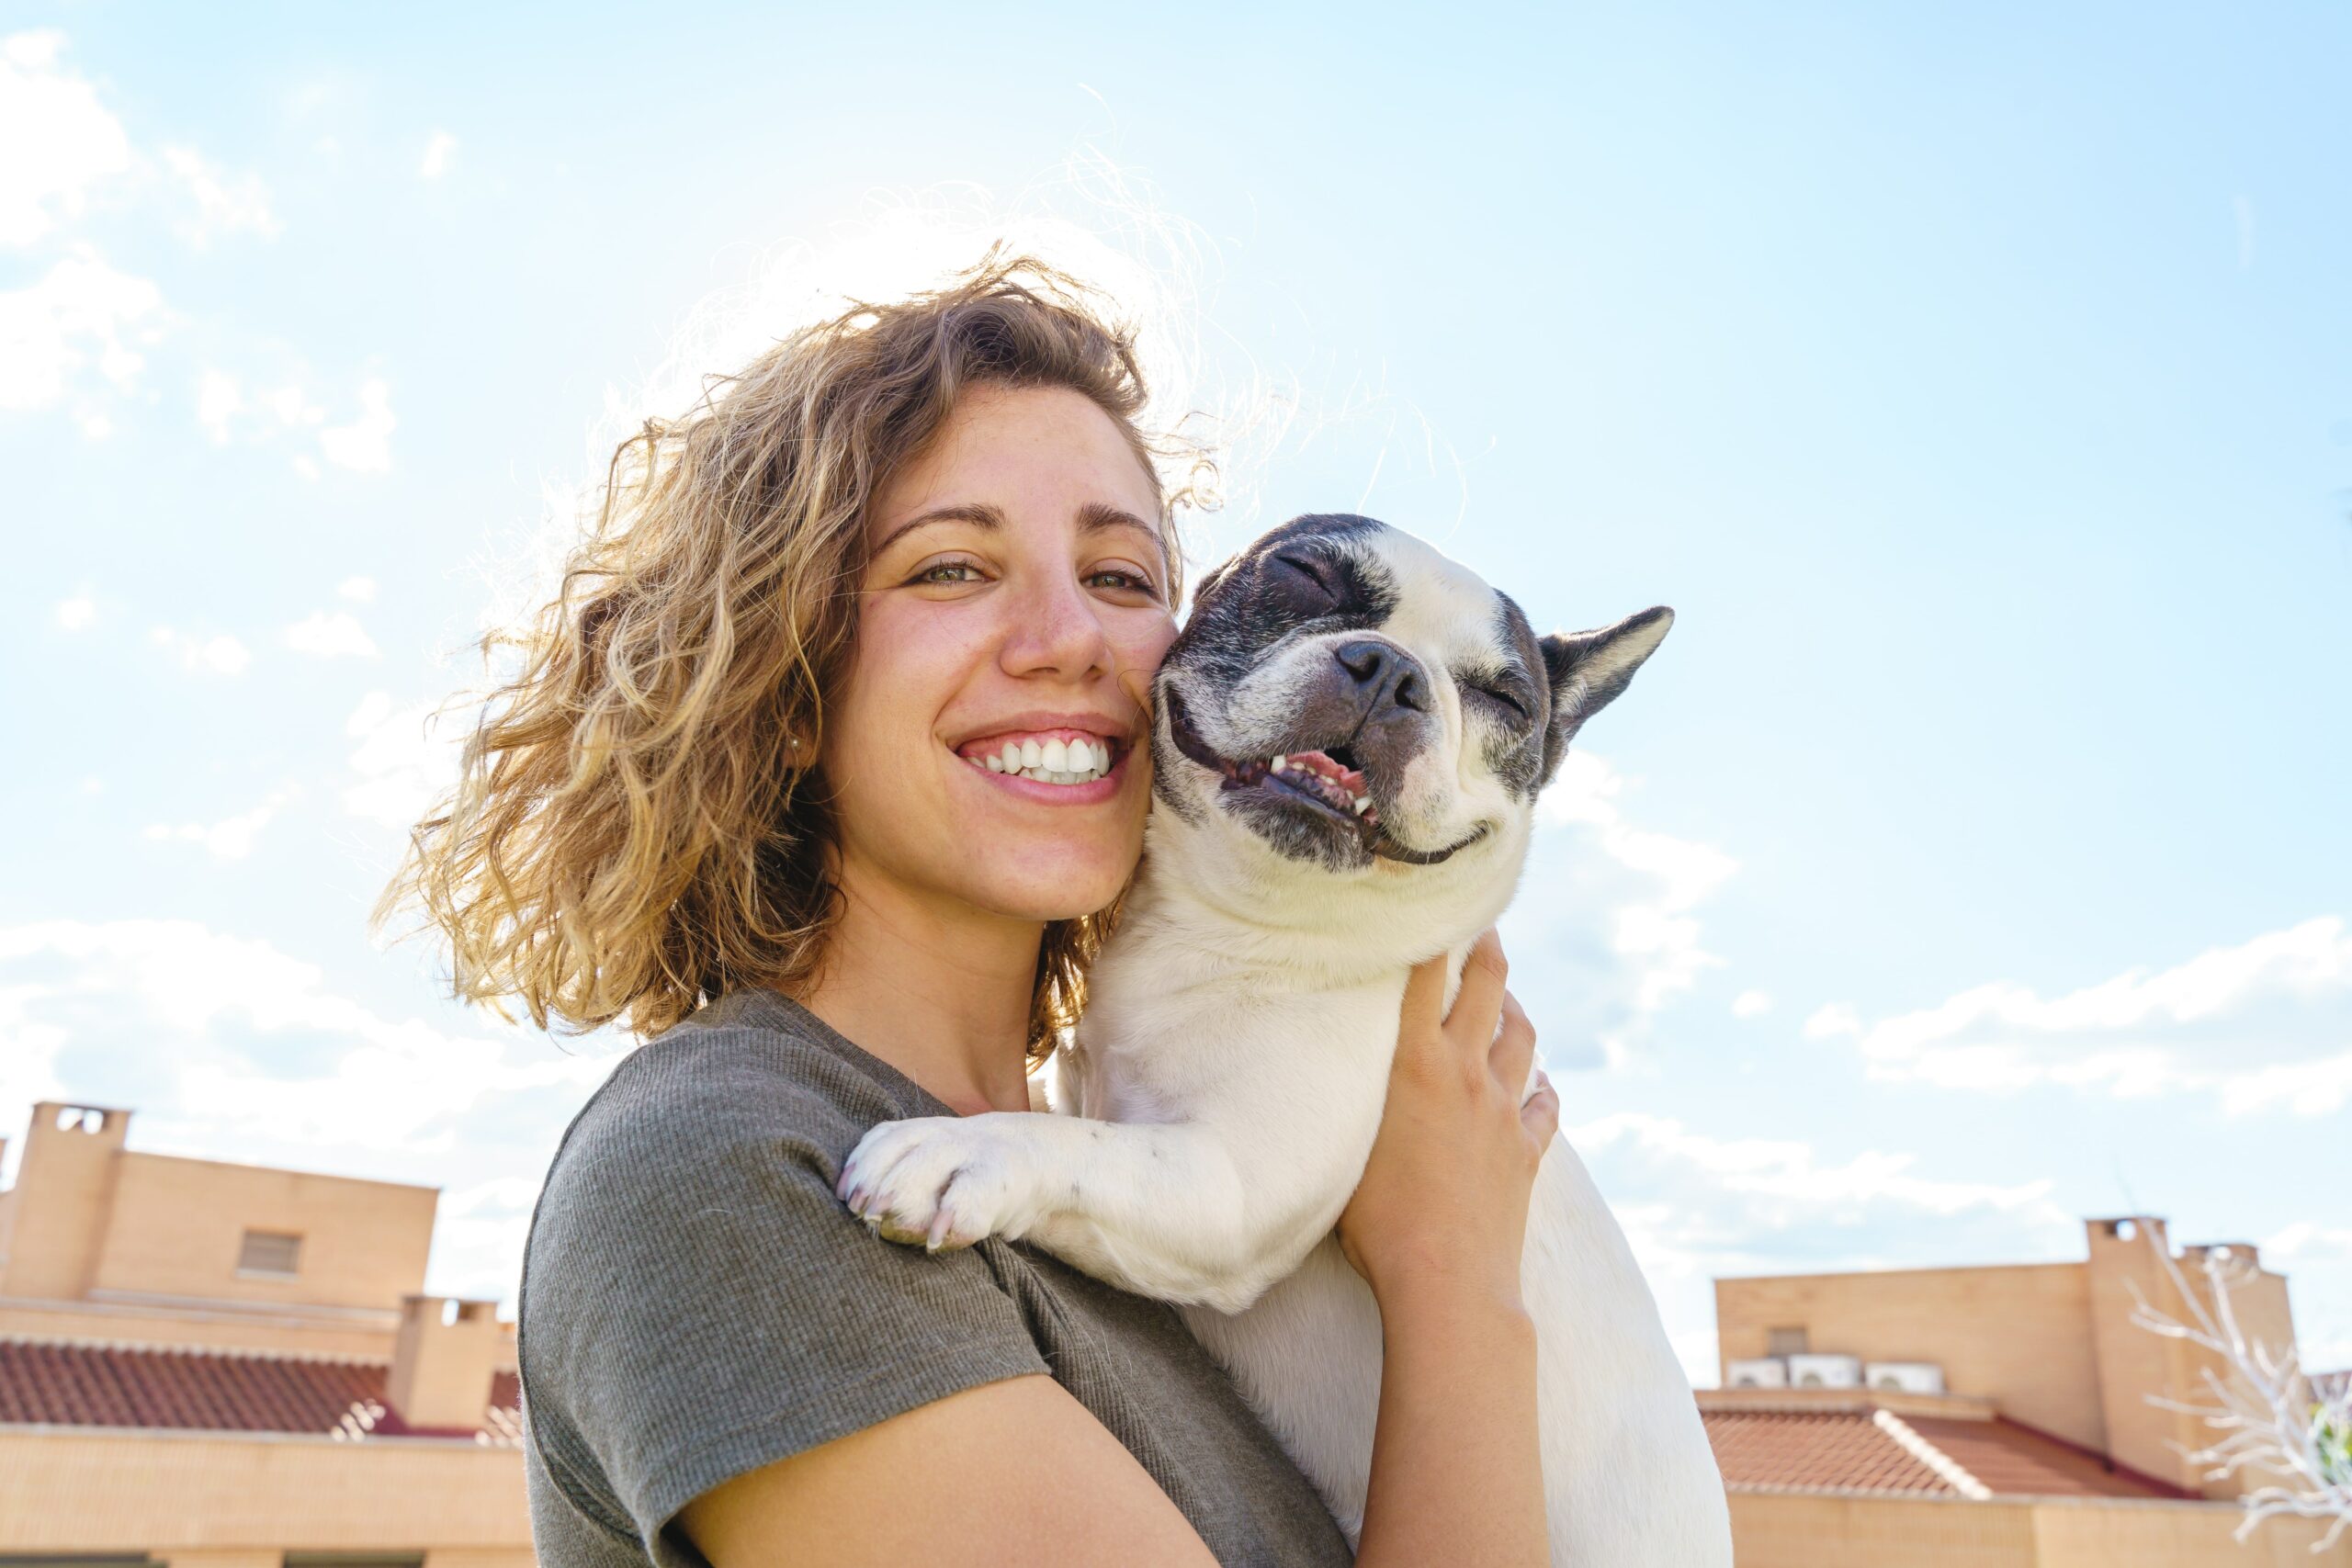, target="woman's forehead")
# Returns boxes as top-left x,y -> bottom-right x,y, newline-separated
867,384 -> 1162,547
